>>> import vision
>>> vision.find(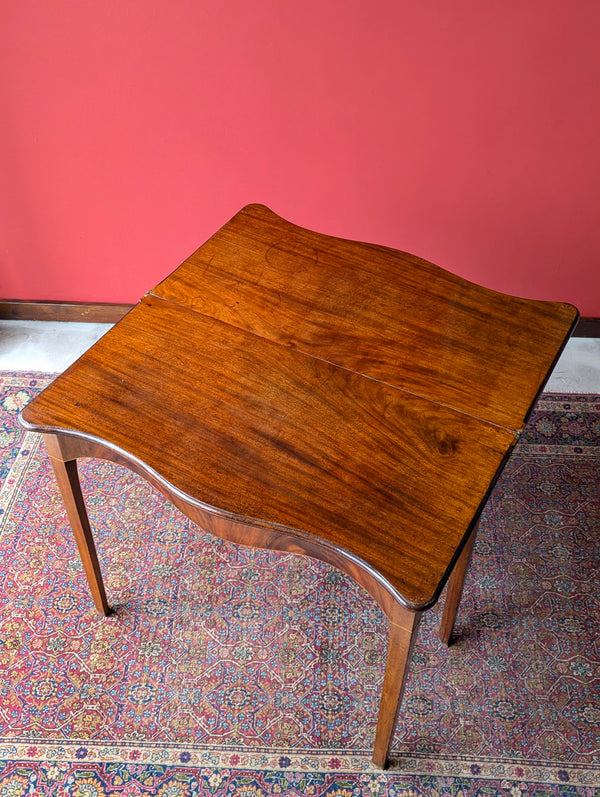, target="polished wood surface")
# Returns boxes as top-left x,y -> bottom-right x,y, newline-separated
152,204 -> 577,430
373,606 -> 422,768
19,205 -> 578,767
23,293 -> 518,610
44,435 -> 111,616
